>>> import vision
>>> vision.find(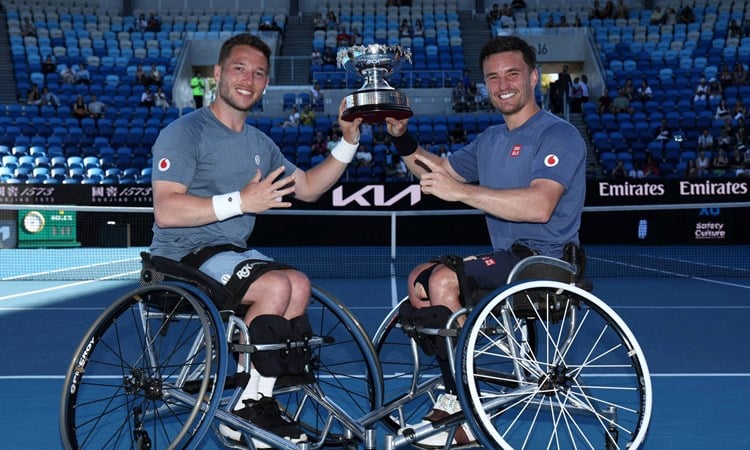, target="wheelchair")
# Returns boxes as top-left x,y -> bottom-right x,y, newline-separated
59,248 -> 652,450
